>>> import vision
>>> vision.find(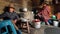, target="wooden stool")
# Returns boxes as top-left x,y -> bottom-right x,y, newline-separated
21,20 -> 30,34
